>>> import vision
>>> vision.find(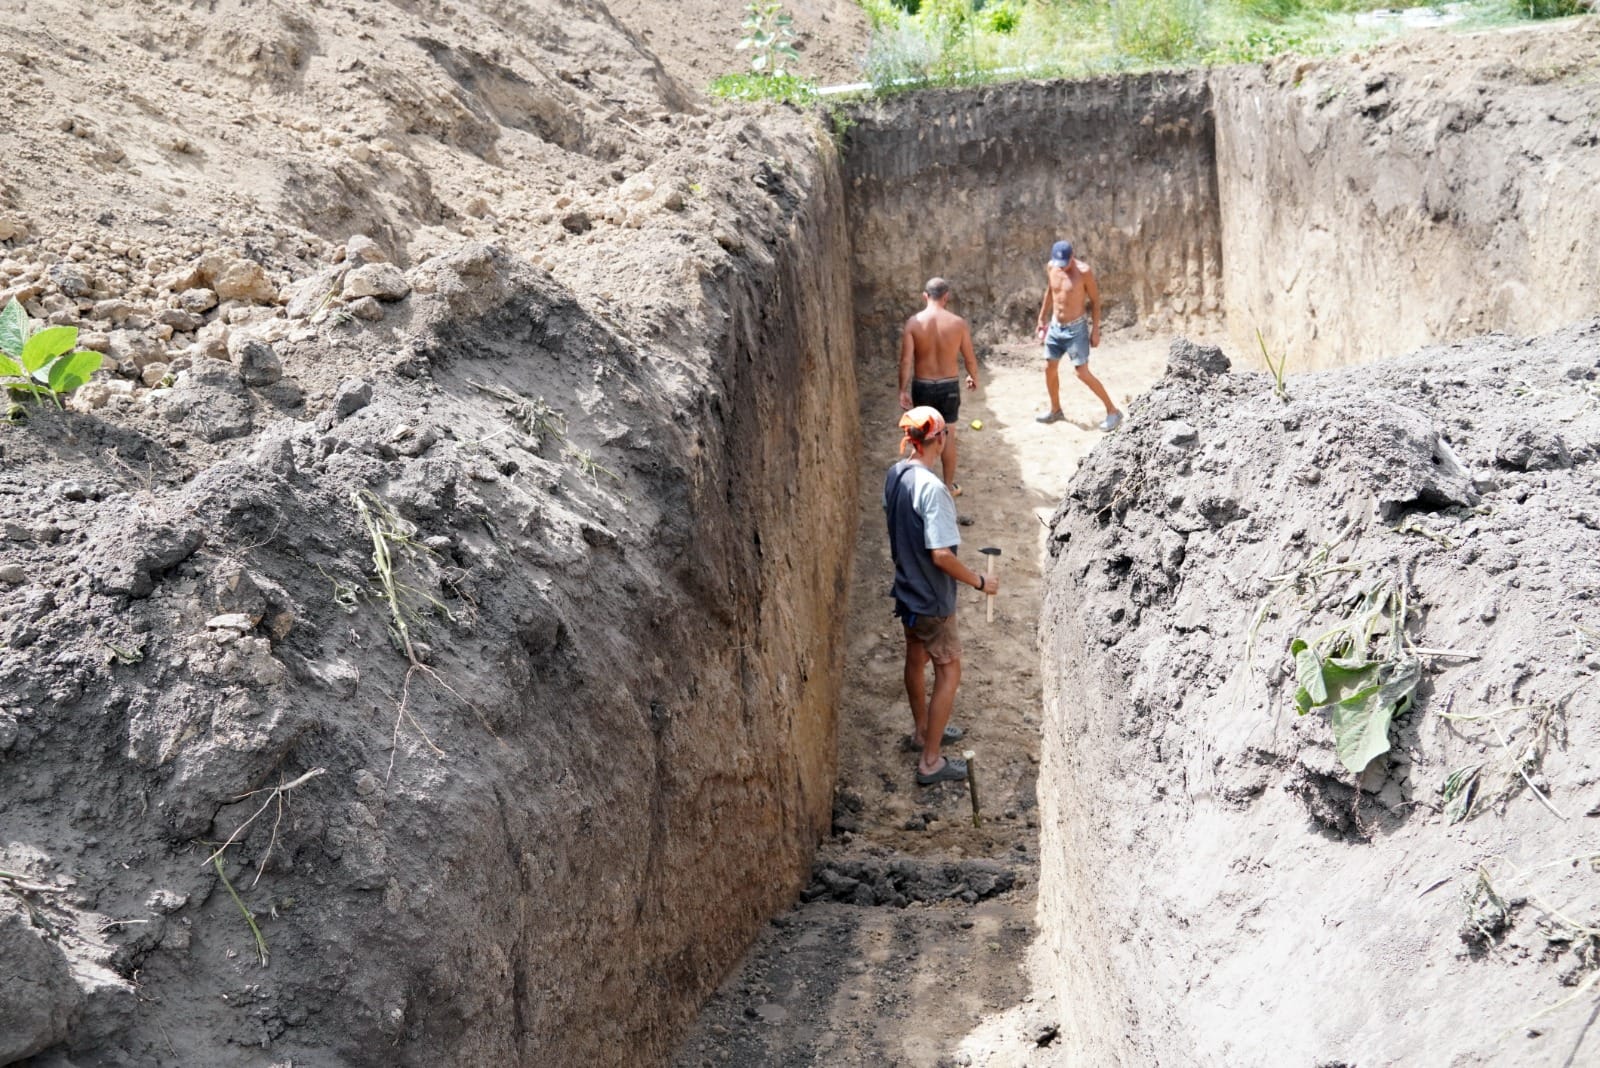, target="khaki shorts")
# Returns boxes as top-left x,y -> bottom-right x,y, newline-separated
905,612 -> 962,665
